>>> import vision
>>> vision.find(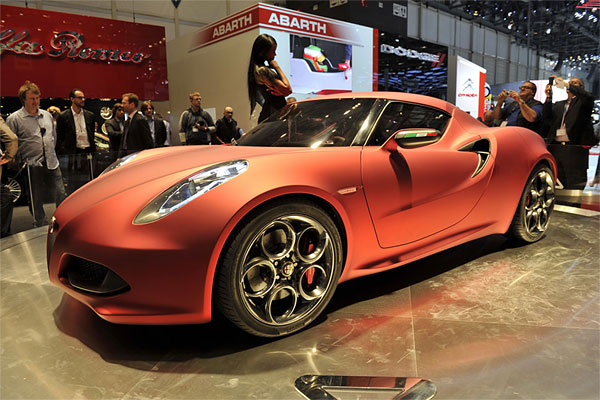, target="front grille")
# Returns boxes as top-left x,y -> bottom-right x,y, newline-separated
66,256 -> 130,295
